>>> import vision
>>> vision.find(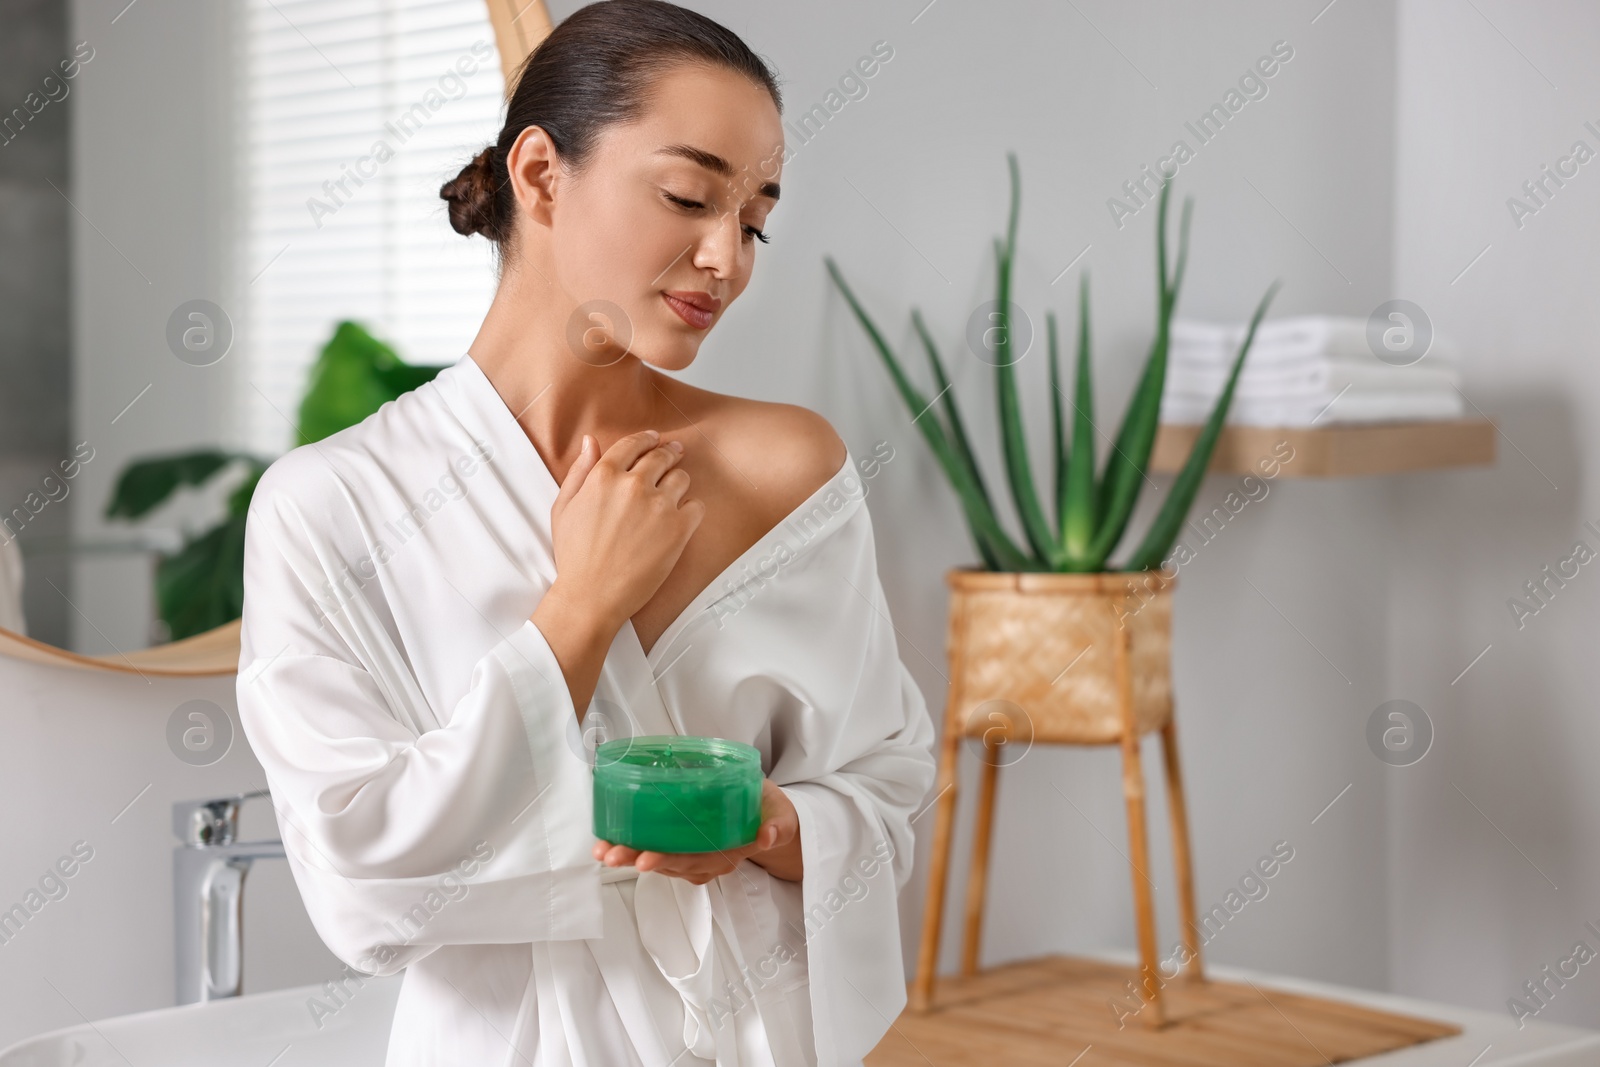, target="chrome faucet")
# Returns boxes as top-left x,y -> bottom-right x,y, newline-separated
172,790 -> 286,1004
